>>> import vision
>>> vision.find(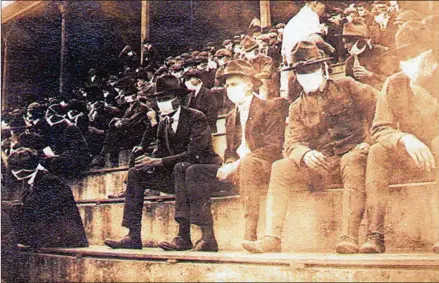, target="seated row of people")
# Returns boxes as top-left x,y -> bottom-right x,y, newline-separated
103,21 -> 439,255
